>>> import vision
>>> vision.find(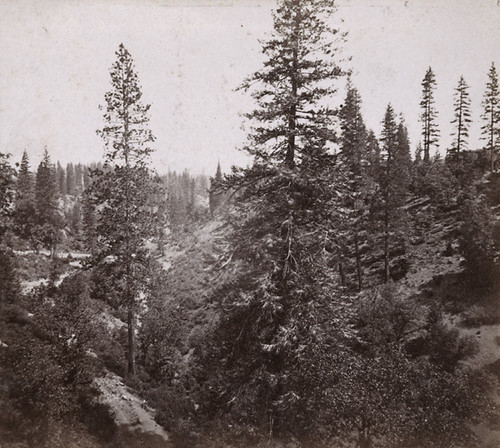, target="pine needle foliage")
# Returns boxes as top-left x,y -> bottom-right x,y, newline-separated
420,67 -> 440,163
0,152 -> 15,239
448,76 -> 472,162
481,62 -> 500,171
200,0 -> 347,441
86,44 -> 164,376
